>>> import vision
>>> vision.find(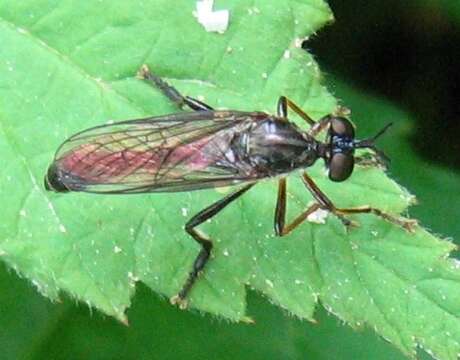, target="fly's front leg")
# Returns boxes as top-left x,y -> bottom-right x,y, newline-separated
170,183 -> 255,309
308,106 -> 353,137
138,64 -> 214,112
308,107 -> 353,137
301,172 -> 417,231
307,115 -> 333,137
274,177 -> 321,236
333,206 -> 417,231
